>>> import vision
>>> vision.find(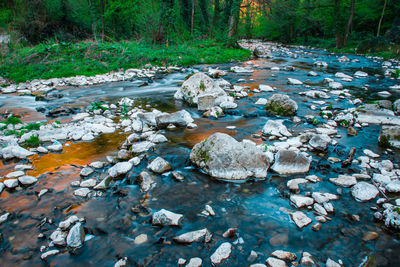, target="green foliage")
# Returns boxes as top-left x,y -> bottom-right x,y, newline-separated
89,101 -> 108,112
378,135 -> 391,148
3,116 -> 22,125
0,40 -> 250,83
25,135 -> 40,147
393,69 -> 400,79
